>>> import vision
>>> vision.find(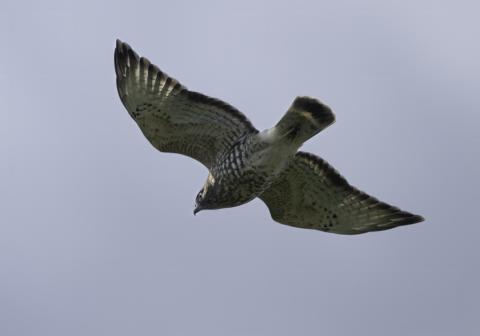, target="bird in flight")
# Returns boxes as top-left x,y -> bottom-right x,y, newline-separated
114,39 -> 424,234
